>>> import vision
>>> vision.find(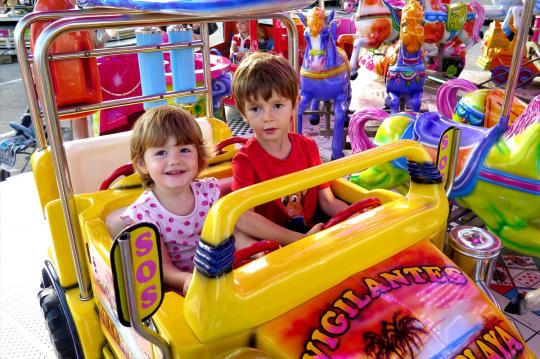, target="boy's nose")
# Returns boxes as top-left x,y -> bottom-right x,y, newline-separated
263,111 -> 273,122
